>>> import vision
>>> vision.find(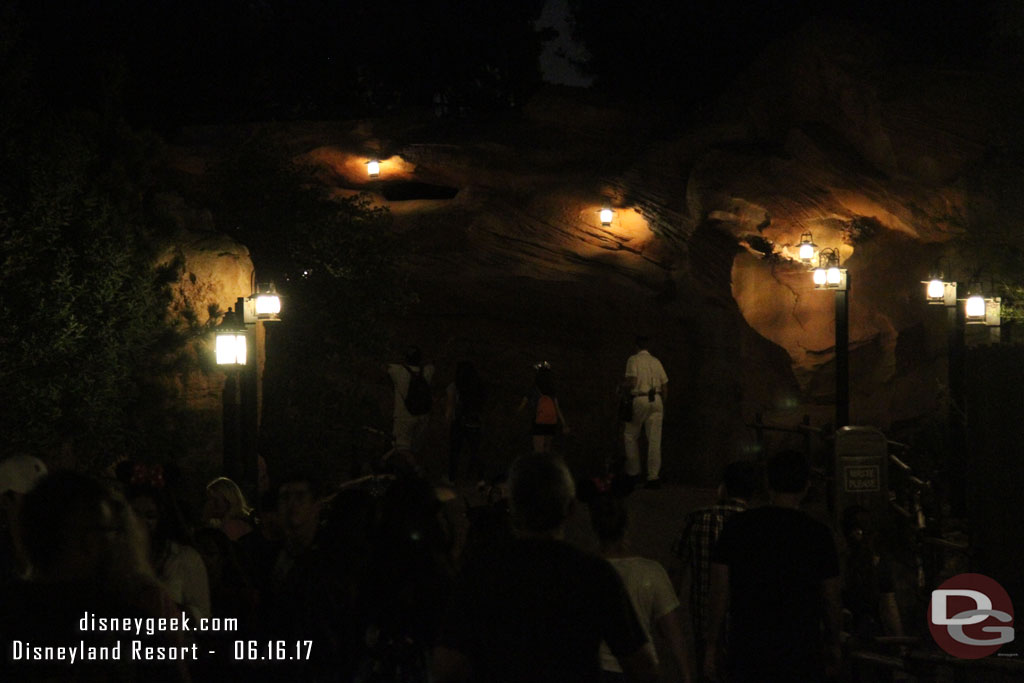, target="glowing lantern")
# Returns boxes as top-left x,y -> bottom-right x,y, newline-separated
798,232 -> 817,264
599,207 -> 614,226
253,282 -> 282,320
216,310 -> 247,366
367,159 -> 380,178
965,294 -> 986,321
812,248 -> 845,290
926,279 -> 945,300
